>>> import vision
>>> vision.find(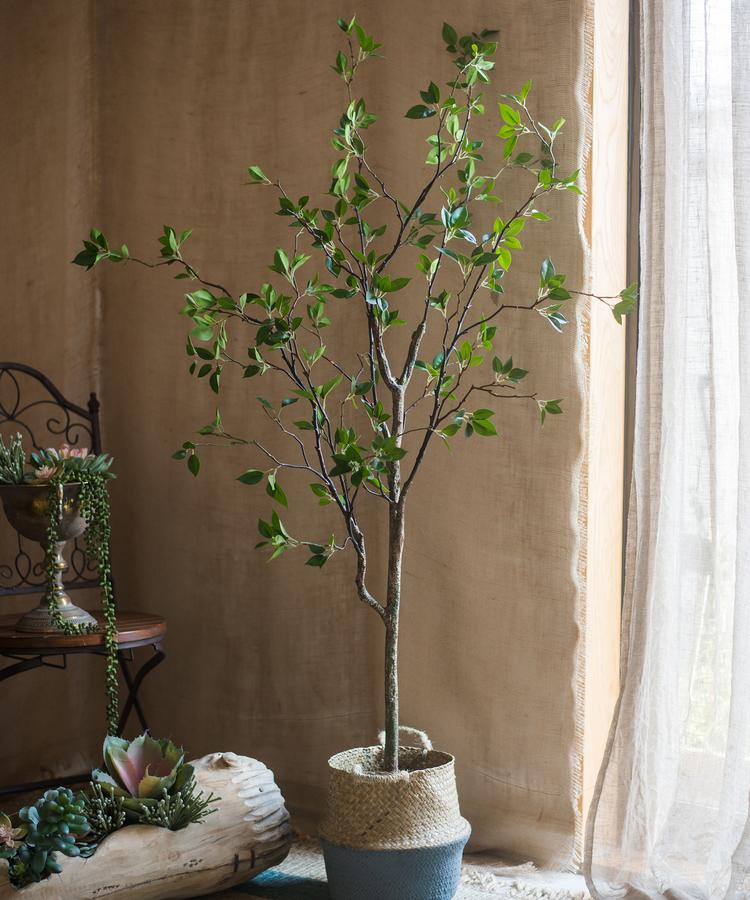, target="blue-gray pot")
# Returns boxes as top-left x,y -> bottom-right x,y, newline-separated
319,745 -> 470,900
321,831 -> 470,900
